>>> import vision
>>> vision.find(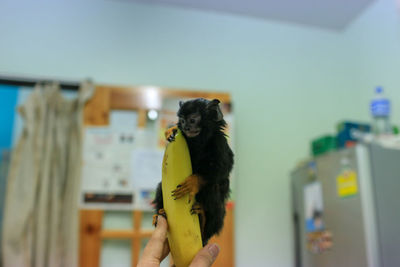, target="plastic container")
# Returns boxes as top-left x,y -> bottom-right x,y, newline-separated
311,135 -> 337,156
370,86 -> 392,135
336,121 -> 371,148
